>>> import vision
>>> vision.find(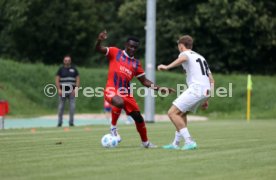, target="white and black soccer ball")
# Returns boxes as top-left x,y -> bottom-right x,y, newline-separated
101,134 -> 118,148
